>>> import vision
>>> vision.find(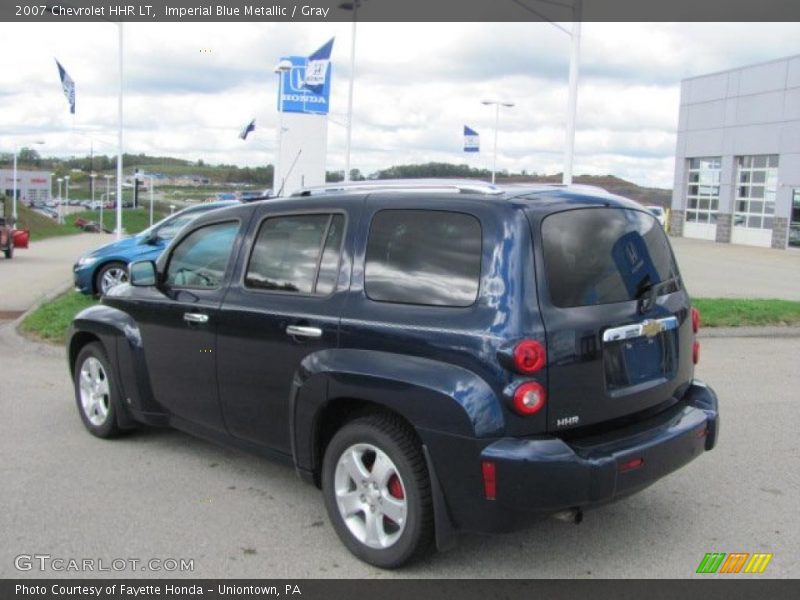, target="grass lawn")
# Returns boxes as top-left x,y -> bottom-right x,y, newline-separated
12,204 -> 170,241
15,204 -> 76,242
693,298 -> 800,327
71,206 -> 169,235
19,292 -> 98,344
